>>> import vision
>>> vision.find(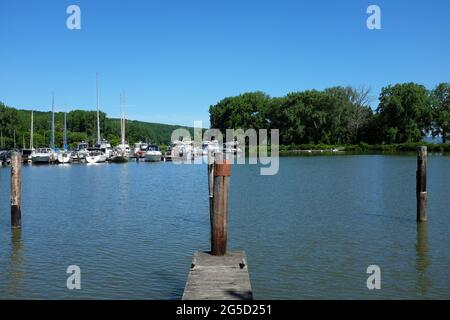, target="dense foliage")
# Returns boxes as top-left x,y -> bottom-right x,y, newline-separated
0,103 -> 193,149
210,83 -> 450,145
